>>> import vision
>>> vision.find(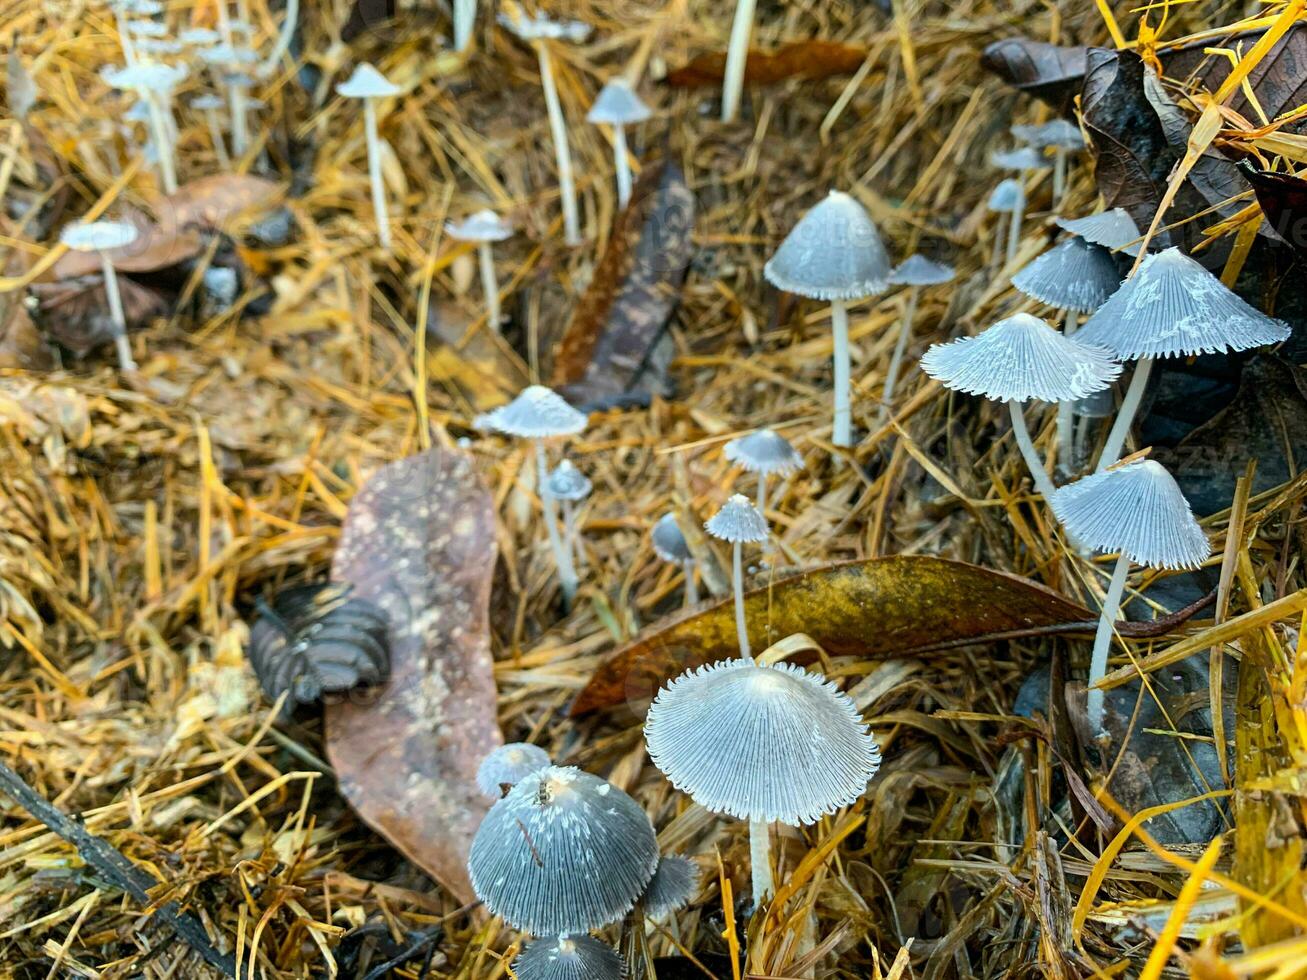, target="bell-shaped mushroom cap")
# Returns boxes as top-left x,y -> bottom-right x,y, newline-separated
641,854 -> 700,919
1011,237 -> 1122,313
889,254 -> 956,287
512,935 -> 624,980
190,93 -> 226,111
644,659 -> 881,825
547,459 -> 592,501
763,191 -> 892,300
991,147 -> 1051,170
198,42 -> 258,66
481,385 -> 588,439
650,514 -> 691,564
476,742 -> 551,797
1056,208 -> 1143,255
336,62 -> 402,99
102,61 -> 188,92
59,220 -> 139,252
445,209 -> 514,243
1050,459 -> 1210,569
587,78 -> 651,125
1011,119 -> 1085,150
1075,247 -> 1291,360
467,766 -> 658,935
179,27 -> 221,44
920,313 -> 1122,404
987,178 -> 1024,211
723,429 -> 803,476
127,18 -> 169,36
704,494 -> 768,544
498,10 -> 593,42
